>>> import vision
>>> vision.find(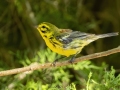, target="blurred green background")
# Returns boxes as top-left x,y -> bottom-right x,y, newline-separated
0,0 -> 120,89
